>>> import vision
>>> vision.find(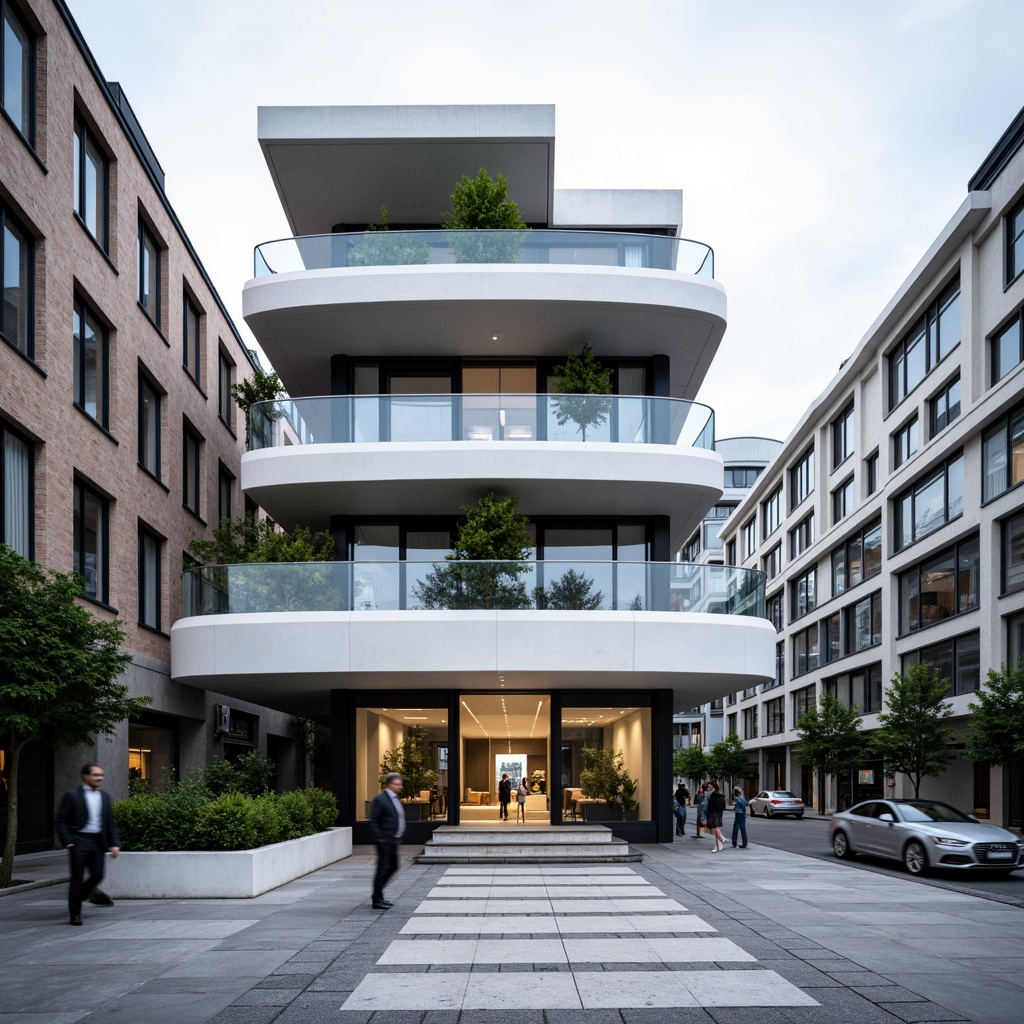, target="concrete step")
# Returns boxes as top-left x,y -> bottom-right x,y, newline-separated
414,825 -> 642,864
